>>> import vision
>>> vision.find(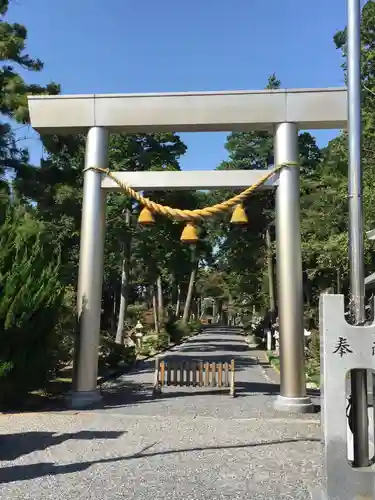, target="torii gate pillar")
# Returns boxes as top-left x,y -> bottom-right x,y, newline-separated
71,127 -> 109,408
274,122 -> 312,412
